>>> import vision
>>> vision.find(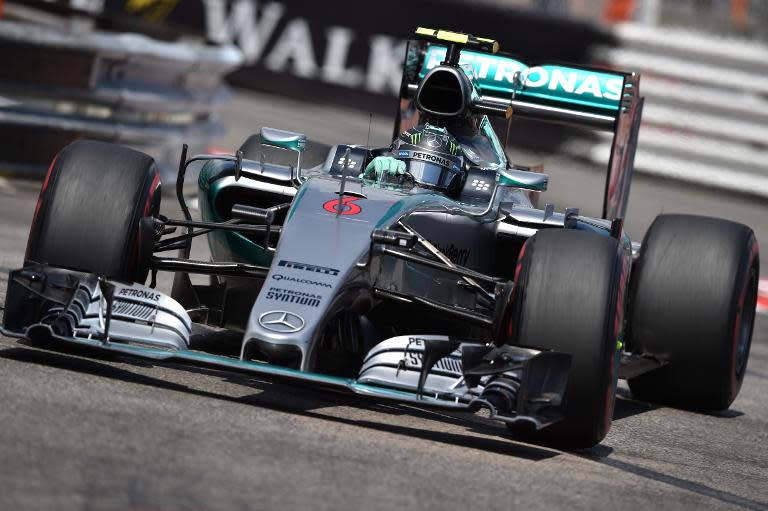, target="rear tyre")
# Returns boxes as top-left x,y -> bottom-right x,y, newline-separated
239,134 -> 331,169
25,140 -> 161,283
628,214 -> 759,410
508,229 -> 627,448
